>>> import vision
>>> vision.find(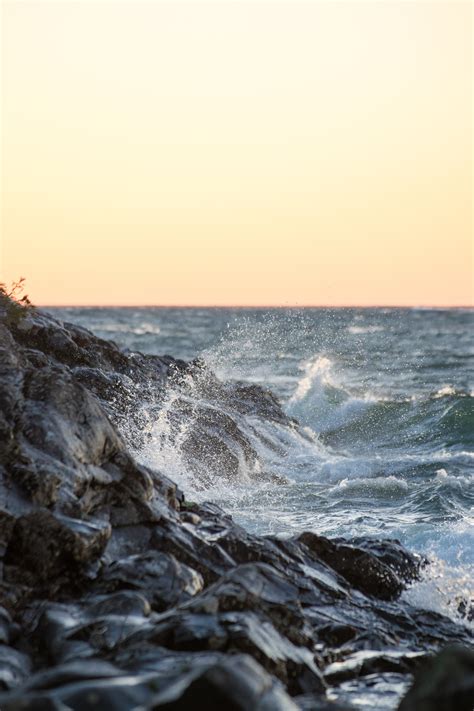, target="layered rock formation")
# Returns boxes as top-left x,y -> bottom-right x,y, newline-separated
0,301 -> 472,709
